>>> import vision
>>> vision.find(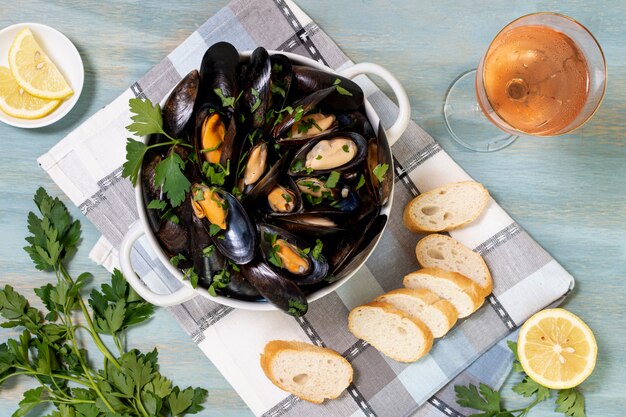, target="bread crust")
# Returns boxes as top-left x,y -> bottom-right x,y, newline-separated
403,181 -> 490,232
415,234 -> 493,297
379,288 -> 460,334
403,267 -> 485,317
260,340 -> 353,404
348,301 -> 434,362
